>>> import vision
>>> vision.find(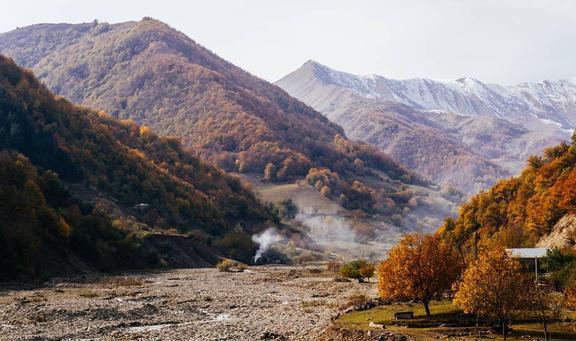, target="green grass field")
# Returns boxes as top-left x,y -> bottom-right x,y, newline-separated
335,300 -> 576,340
